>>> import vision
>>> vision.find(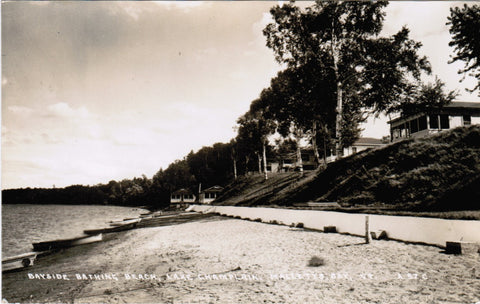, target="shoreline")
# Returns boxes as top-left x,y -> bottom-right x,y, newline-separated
2,213 -> 480,303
